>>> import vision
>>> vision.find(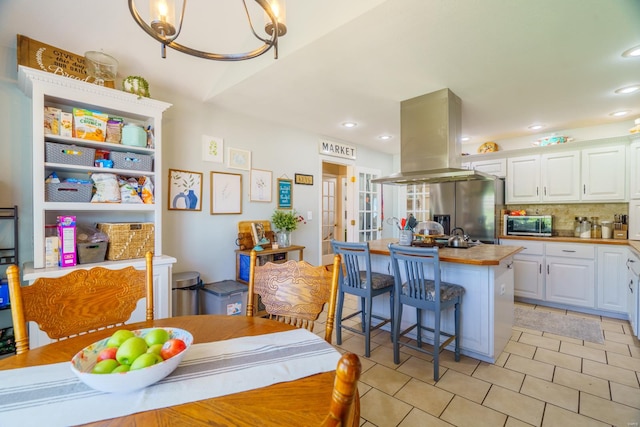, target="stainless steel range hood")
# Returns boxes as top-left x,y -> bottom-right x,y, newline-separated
372,88 -> 493,185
